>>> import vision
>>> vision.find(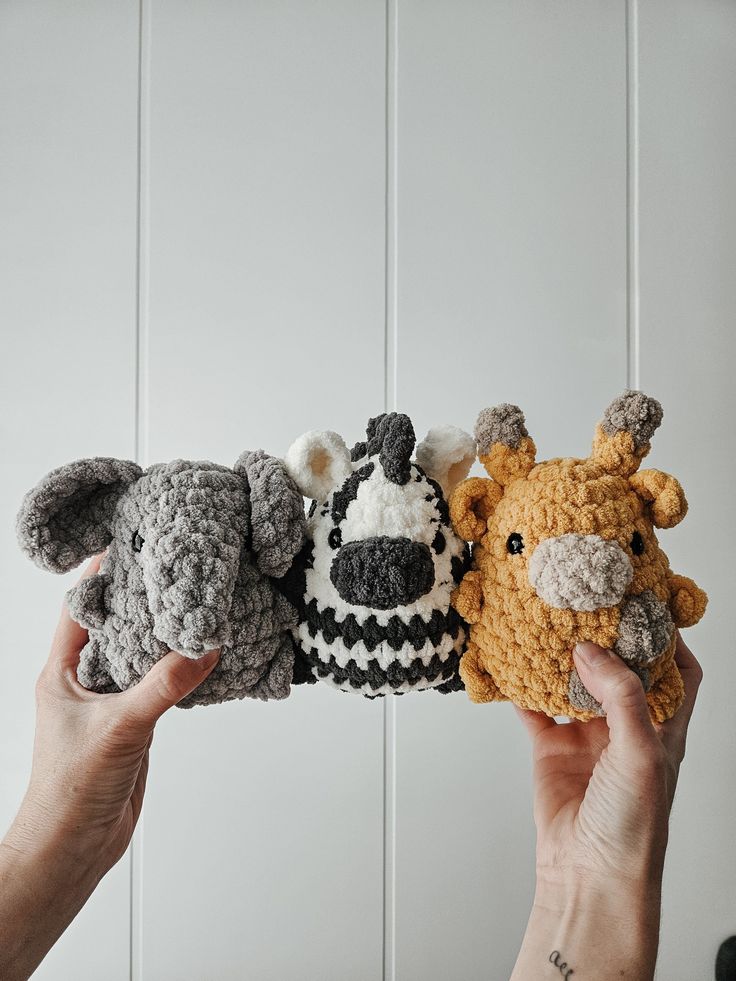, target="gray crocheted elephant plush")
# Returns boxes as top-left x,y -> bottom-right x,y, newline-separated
16,451 -> 306,706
